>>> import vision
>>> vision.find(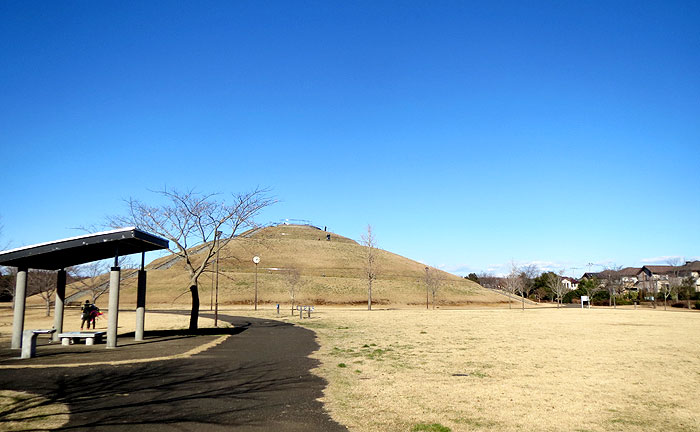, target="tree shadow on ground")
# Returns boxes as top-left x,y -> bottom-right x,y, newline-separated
115,324 -> 251,347
1,358 -> 297,431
